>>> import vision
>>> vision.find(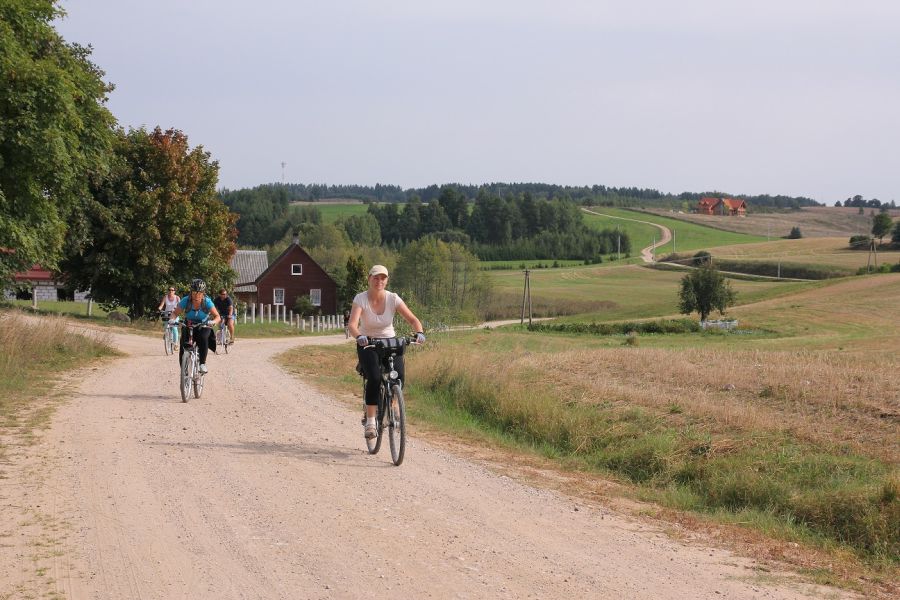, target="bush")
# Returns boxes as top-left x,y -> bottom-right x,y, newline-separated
849,234 -> 872,249
692,250 -> 712,266
788,226 -> 803,239
527,319 -> 700,336
293,295 -> 316,317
